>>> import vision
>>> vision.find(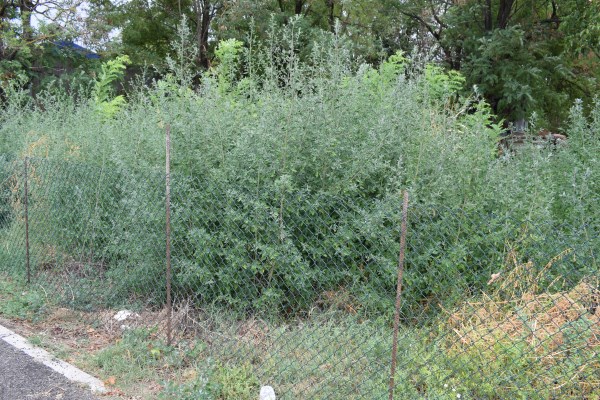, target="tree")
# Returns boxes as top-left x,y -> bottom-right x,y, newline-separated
90,0 -> 225,69
0,0 -> 88,94
215,0 -> 406,63
397,0 -> 599,126
86,0 -> 407,74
